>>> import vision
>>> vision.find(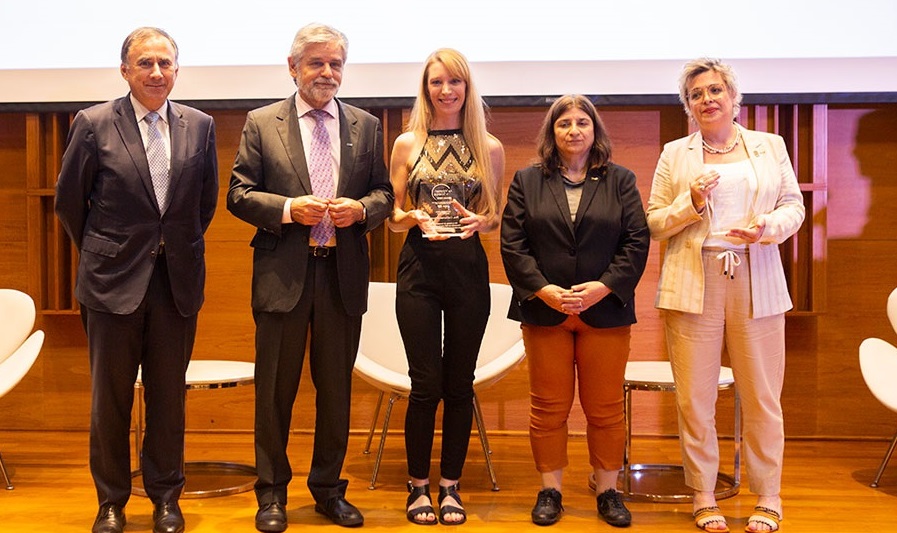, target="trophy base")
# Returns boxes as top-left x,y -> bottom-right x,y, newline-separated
422,233 -> 463,238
